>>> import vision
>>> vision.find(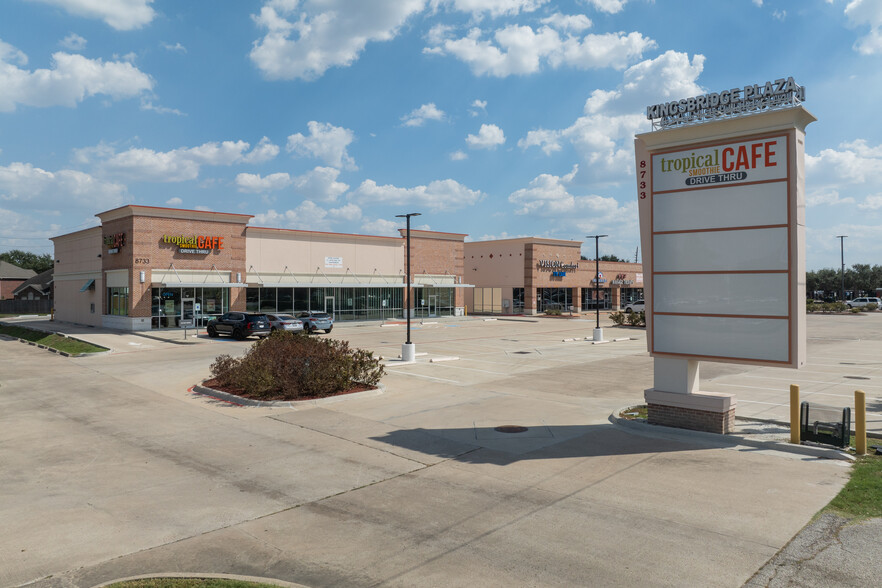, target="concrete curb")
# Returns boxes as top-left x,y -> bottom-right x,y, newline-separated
610,407 -> 855,462
92,572 -> 307,587
191,382 -> 384,408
